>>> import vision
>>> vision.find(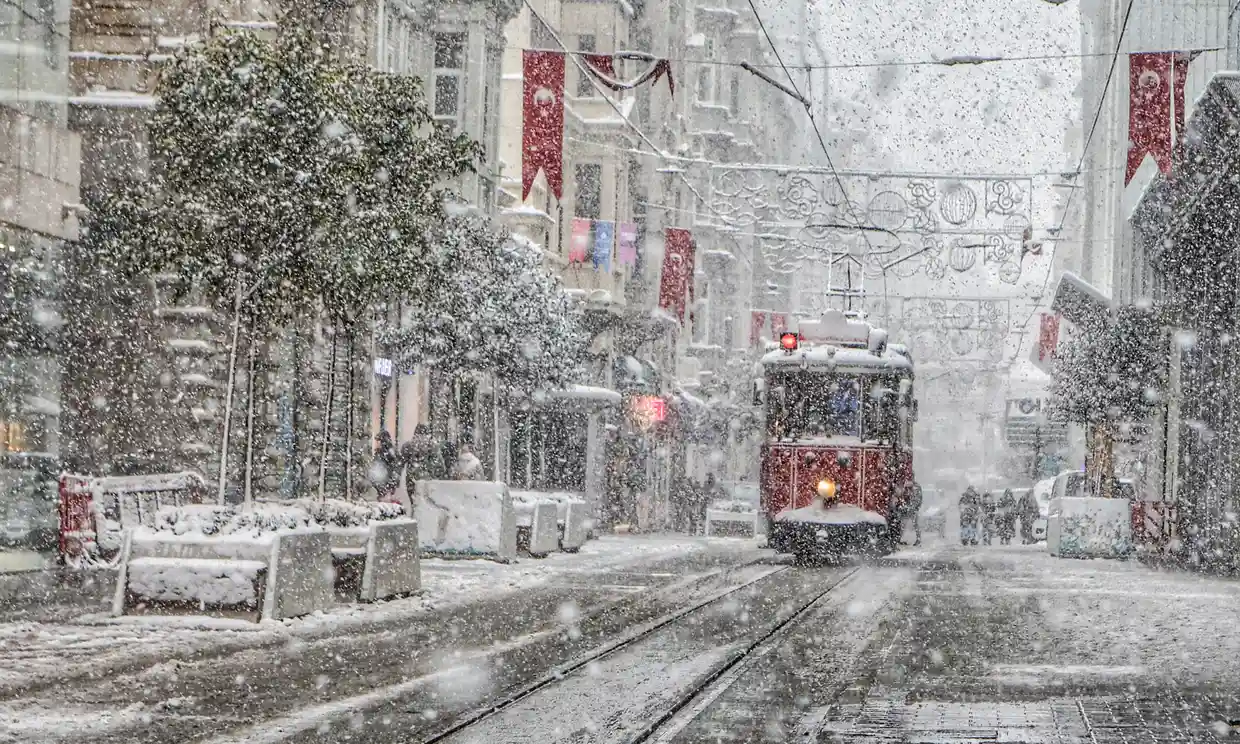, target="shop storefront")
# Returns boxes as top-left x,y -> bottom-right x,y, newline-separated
1130,73 -> 1240,564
